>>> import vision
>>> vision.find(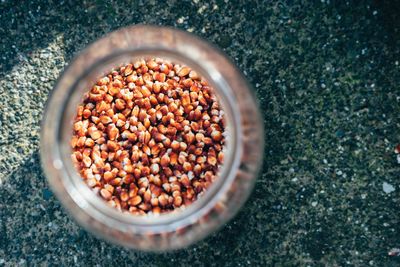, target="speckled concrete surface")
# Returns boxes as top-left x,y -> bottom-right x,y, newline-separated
1,0 -> 400,266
